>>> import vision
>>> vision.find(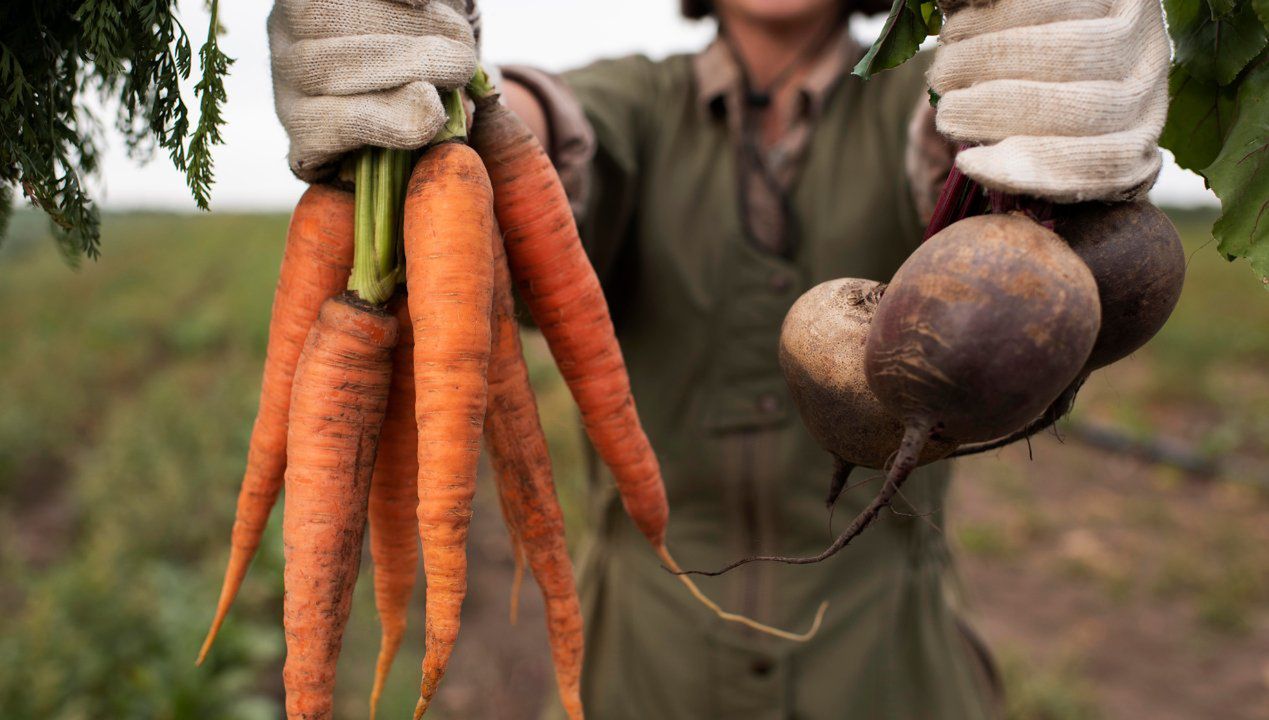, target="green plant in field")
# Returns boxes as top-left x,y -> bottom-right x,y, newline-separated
0,213 -> 287,719
0,0 -> 231,260
957,522 -> 1015,559
859,0 -> 1269,287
